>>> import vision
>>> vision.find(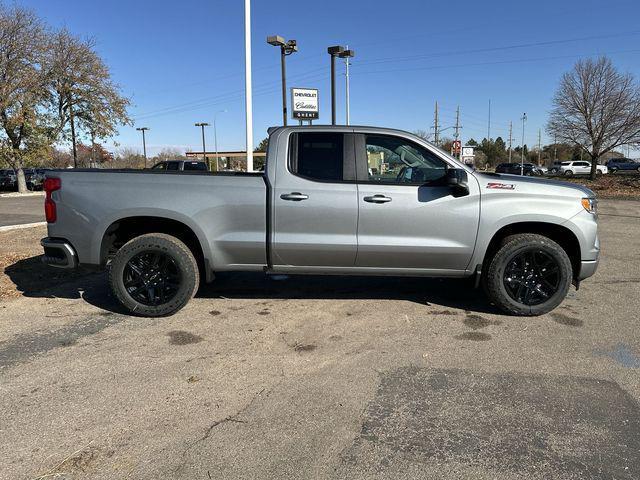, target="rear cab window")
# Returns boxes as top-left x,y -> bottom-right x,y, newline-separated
183,162 -> 208,171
